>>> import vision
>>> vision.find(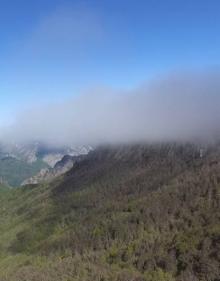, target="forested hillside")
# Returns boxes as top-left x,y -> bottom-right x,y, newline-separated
0,143 -> 219,281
